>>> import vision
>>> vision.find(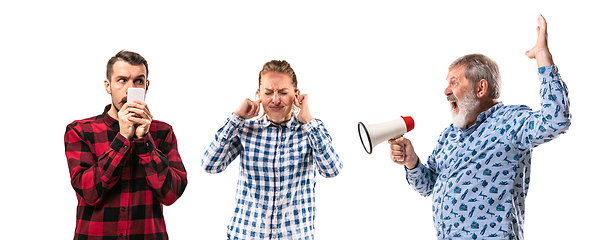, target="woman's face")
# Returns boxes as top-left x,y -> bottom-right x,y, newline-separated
257,72 -> 299,124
